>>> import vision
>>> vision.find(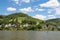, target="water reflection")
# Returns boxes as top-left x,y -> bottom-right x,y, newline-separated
0,31 -> 60,40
